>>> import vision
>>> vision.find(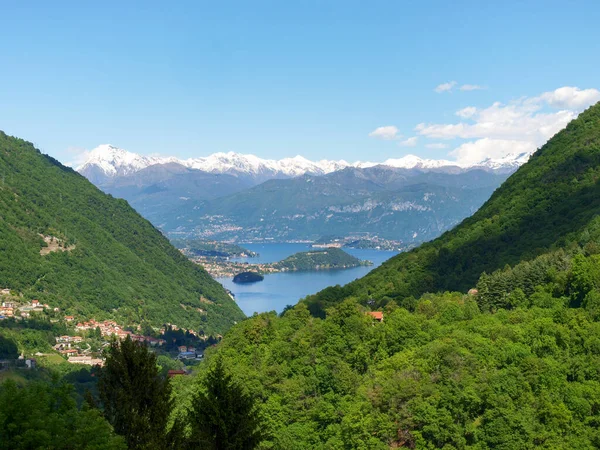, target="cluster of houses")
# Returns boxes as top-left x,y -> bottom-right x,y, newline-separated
75,319 -> 167,345
0,301 -> 14,319
1,288 -> 207,370
54,334 -> 101,365
51,319 -> 172,367
177,345 -> 203,360
0,298 -> 58,320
